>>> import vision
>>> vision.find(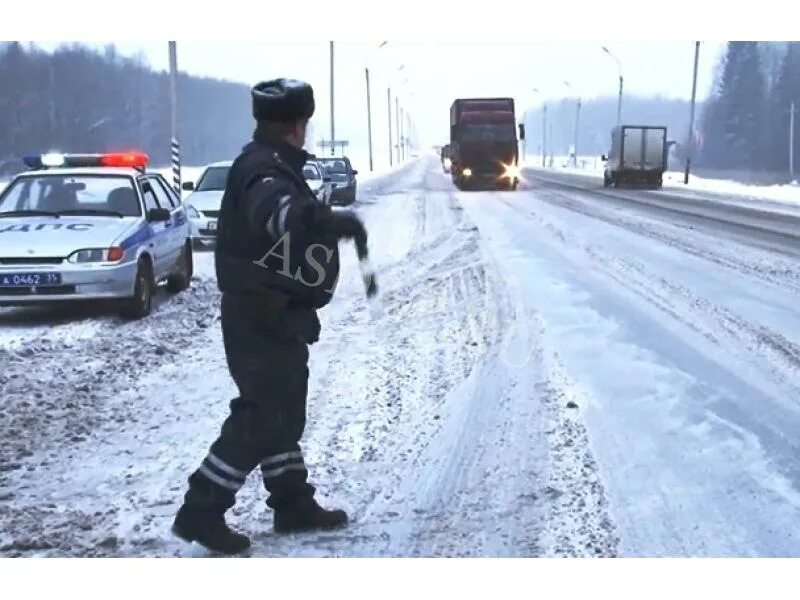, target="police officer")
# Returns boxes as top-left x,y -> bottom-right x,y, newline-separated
172,78 -> 359,555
